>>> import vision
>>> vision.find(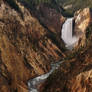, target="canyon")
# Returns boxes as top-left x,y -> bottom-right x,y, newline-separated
0,0 -> 92,92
